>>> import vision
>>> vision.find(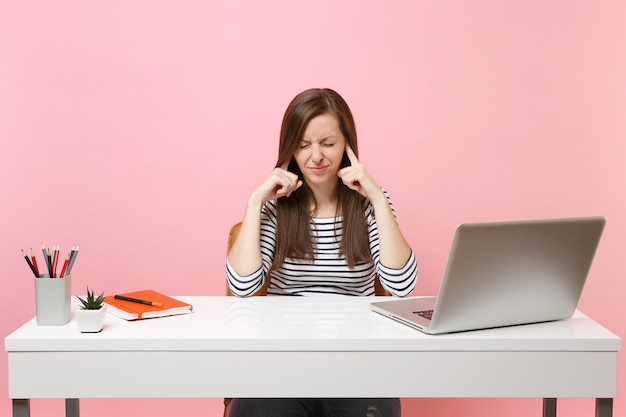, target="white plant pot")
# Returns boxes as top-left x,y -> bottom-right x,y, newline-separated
76,305 -> 106,333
